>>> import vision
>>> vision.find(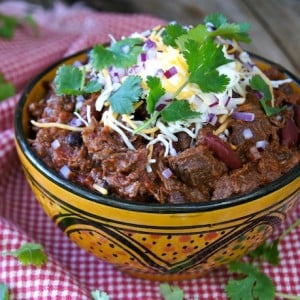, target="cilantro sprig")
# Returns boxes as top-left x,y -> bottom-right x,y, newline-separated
183,38 -> 232,93
54,65 -> 102,96
204,13 -> 251,43
0,74 -> 15,102
90,37 -> 143,69
0,243 -> 47,300
0,13 -> 39,39
109,75 -> 142,114
160,283 -> 184,300
91,289 -> 110,300
1,242 -> 48,267
225,261 -> 276,300
156,217 -> 300,300
225,217 -> 300,300
133,75 -> 200,134
164,13 -> 251,51
249,74 -> 284,116
146,76 -> 166,114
